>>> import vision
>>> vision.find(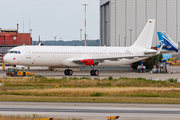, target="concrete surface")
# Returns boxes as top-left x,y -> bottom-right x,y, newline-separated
1,69 -> 180,80
0,102 -> 180,120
